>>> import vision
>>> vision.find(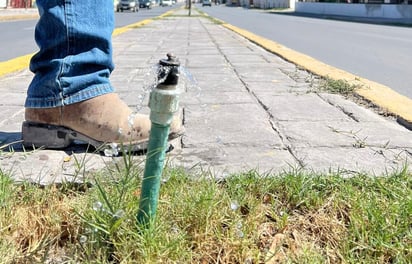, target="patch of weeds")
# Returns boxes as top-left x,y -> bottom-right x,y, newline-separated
318,77 -> 361,95
220,170 -> 412,263
74,152 -> 143,262
160,170 -> 251,263
0,169 -> 14,209
1,158 -> 411,263
341,169 -> 412,263
328,126 -> 369,148
0,177 -> 82,264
